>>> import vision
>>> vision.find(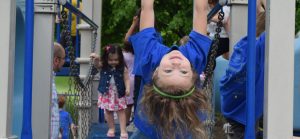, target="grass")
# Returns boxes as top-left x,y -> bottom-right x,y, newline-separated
55,76 -> 72,93
55,76 -> 79,123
